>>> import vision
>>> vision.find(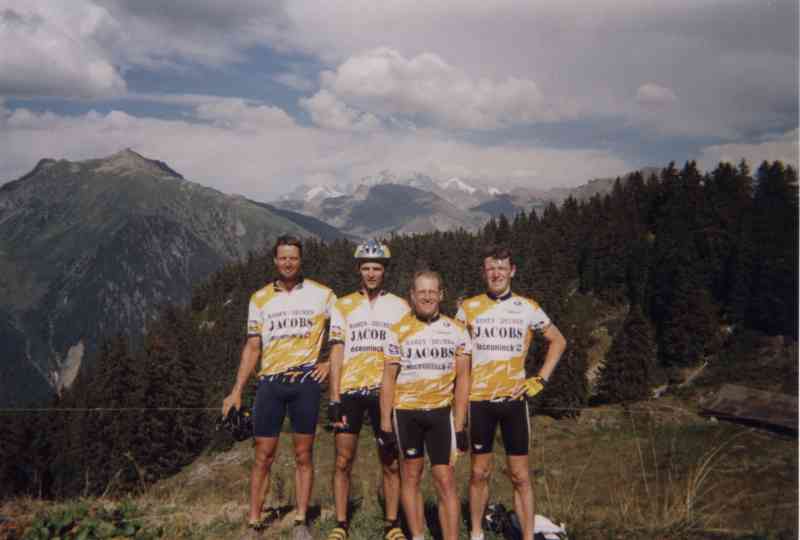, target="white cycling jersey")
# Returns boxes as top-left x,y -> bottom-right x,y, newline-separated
384,313 -> 471,410
329,290 -> 410,395
247,278 -> 336,377
456,290 -> 551,401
